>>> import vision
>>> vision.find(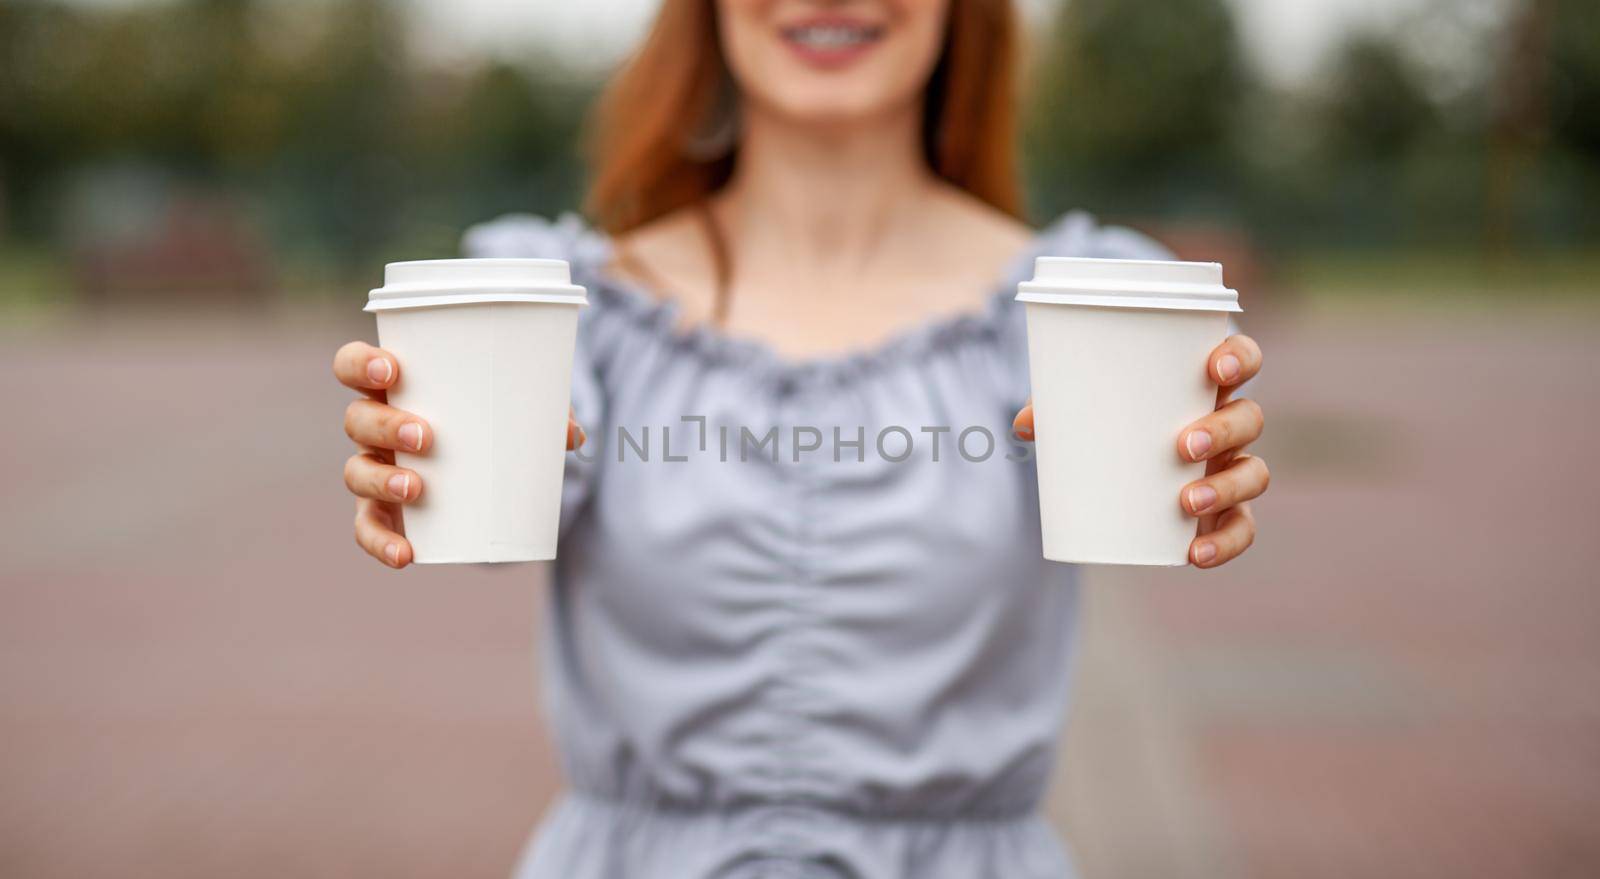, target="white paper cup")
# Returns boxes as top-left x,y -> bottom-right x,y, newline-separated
366,259 -> 587,564
1018,257 -> 1241,566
